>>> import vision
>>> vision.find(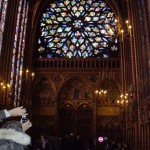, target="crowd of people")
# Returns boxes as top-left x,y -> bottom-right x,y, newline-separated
104,139 -> 131,150
29,132 -> 94,150
0,107 -> 132,150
